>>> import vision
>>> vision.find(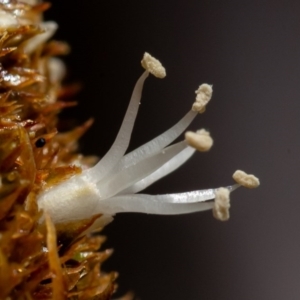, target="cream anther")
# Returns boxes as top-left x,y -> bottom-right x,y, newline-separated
232,170 -> 260,189
213,187 -> 230,221
141,52 -> 166,78
192,84 -> 213,113
185,129 -> 213,152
